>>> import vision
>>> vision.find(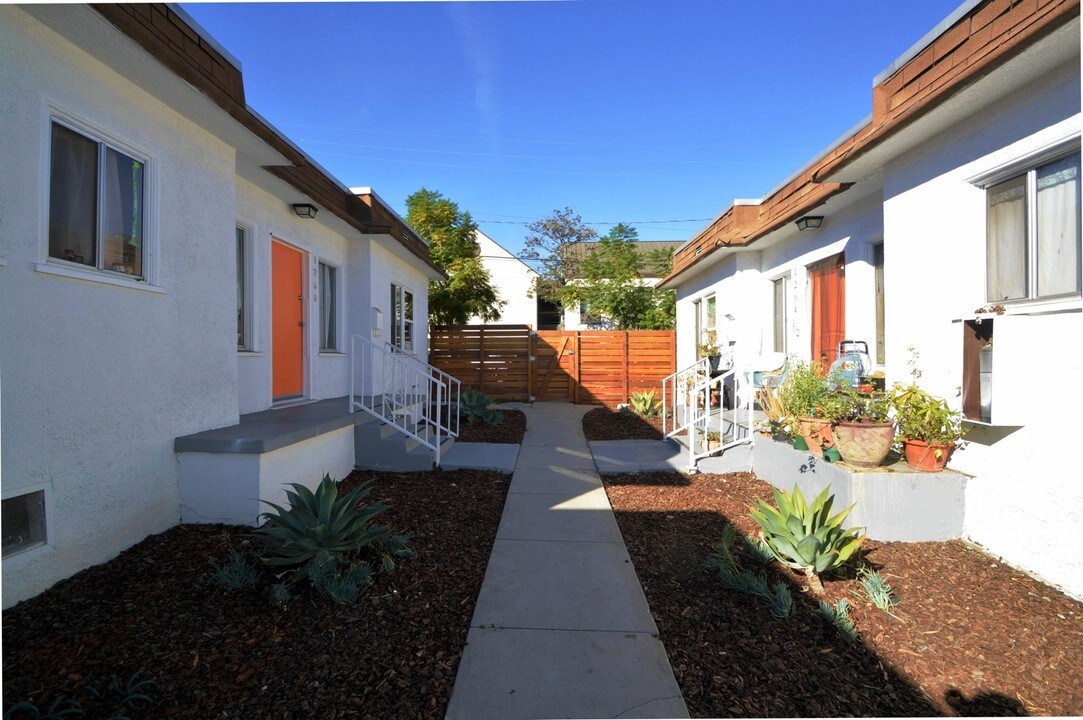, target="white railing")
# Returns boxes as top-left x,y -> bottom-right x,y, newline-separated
349,335 -> 461,466
662,354 -> 753,469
